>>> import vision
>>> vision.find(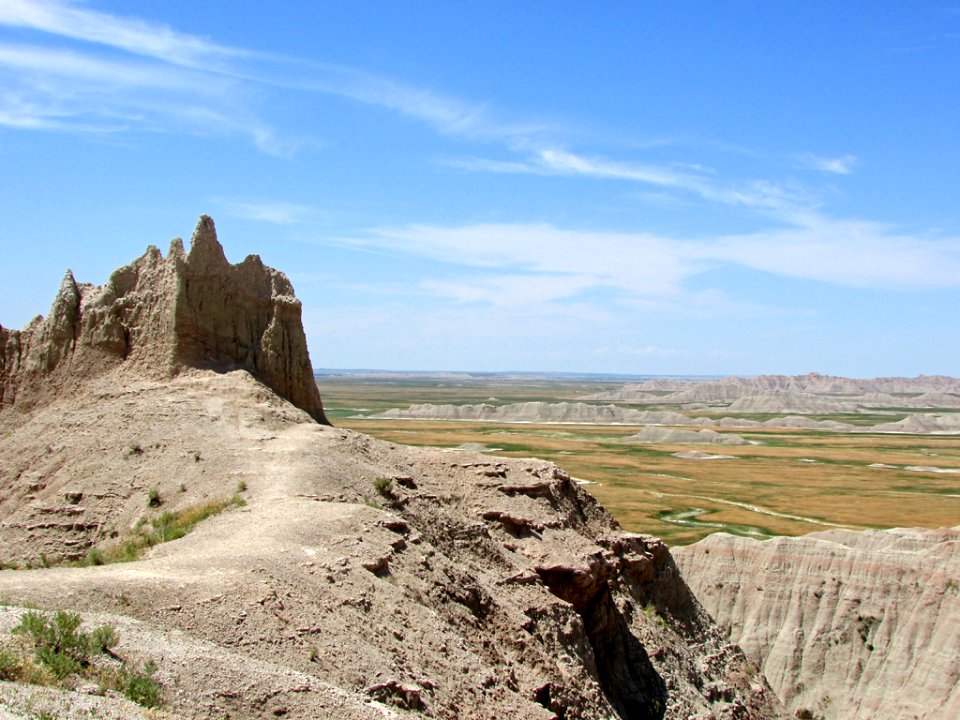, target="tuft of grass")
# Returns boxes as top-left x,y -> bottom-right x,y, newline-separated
82,547 -> 104,567
147,488 -> 161,507
373,476 -> 393,497
78,496 -> 245,567
117,660 -> 162,708
236,480 -> 247,492
0,645 -> 21,680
